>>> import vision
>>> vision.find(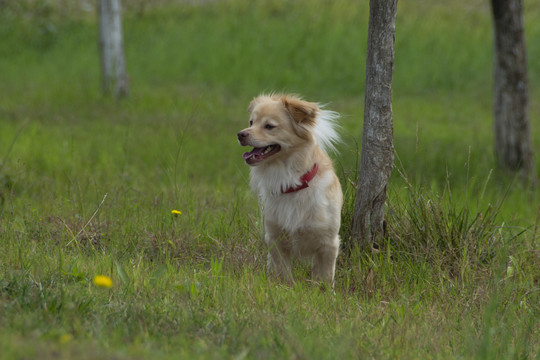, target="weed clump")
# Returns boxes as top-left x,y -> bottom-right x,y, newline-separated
385,185 -> 504,277
339,167 -> 522,291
